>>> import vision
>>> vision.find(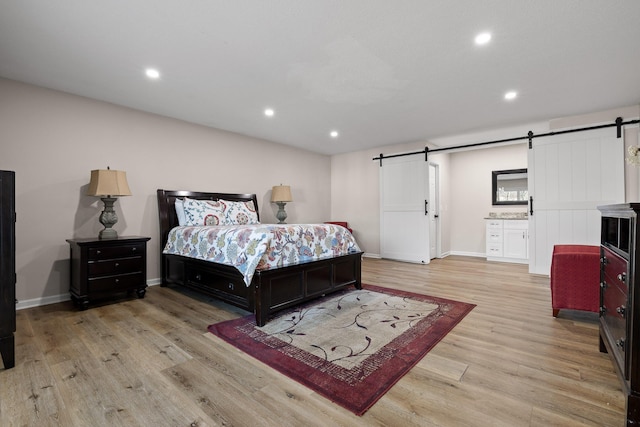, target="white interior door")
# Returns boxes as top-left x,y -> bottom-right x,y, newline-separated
380,156 -> 430,263
528,127 -> 624,275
